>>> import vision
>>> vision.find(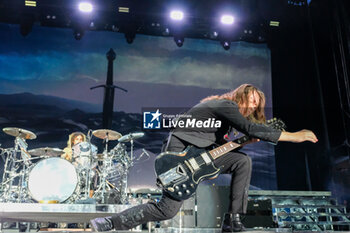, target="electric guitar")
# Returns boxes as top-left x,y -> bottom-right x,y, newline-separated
154,118 -> 286,201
